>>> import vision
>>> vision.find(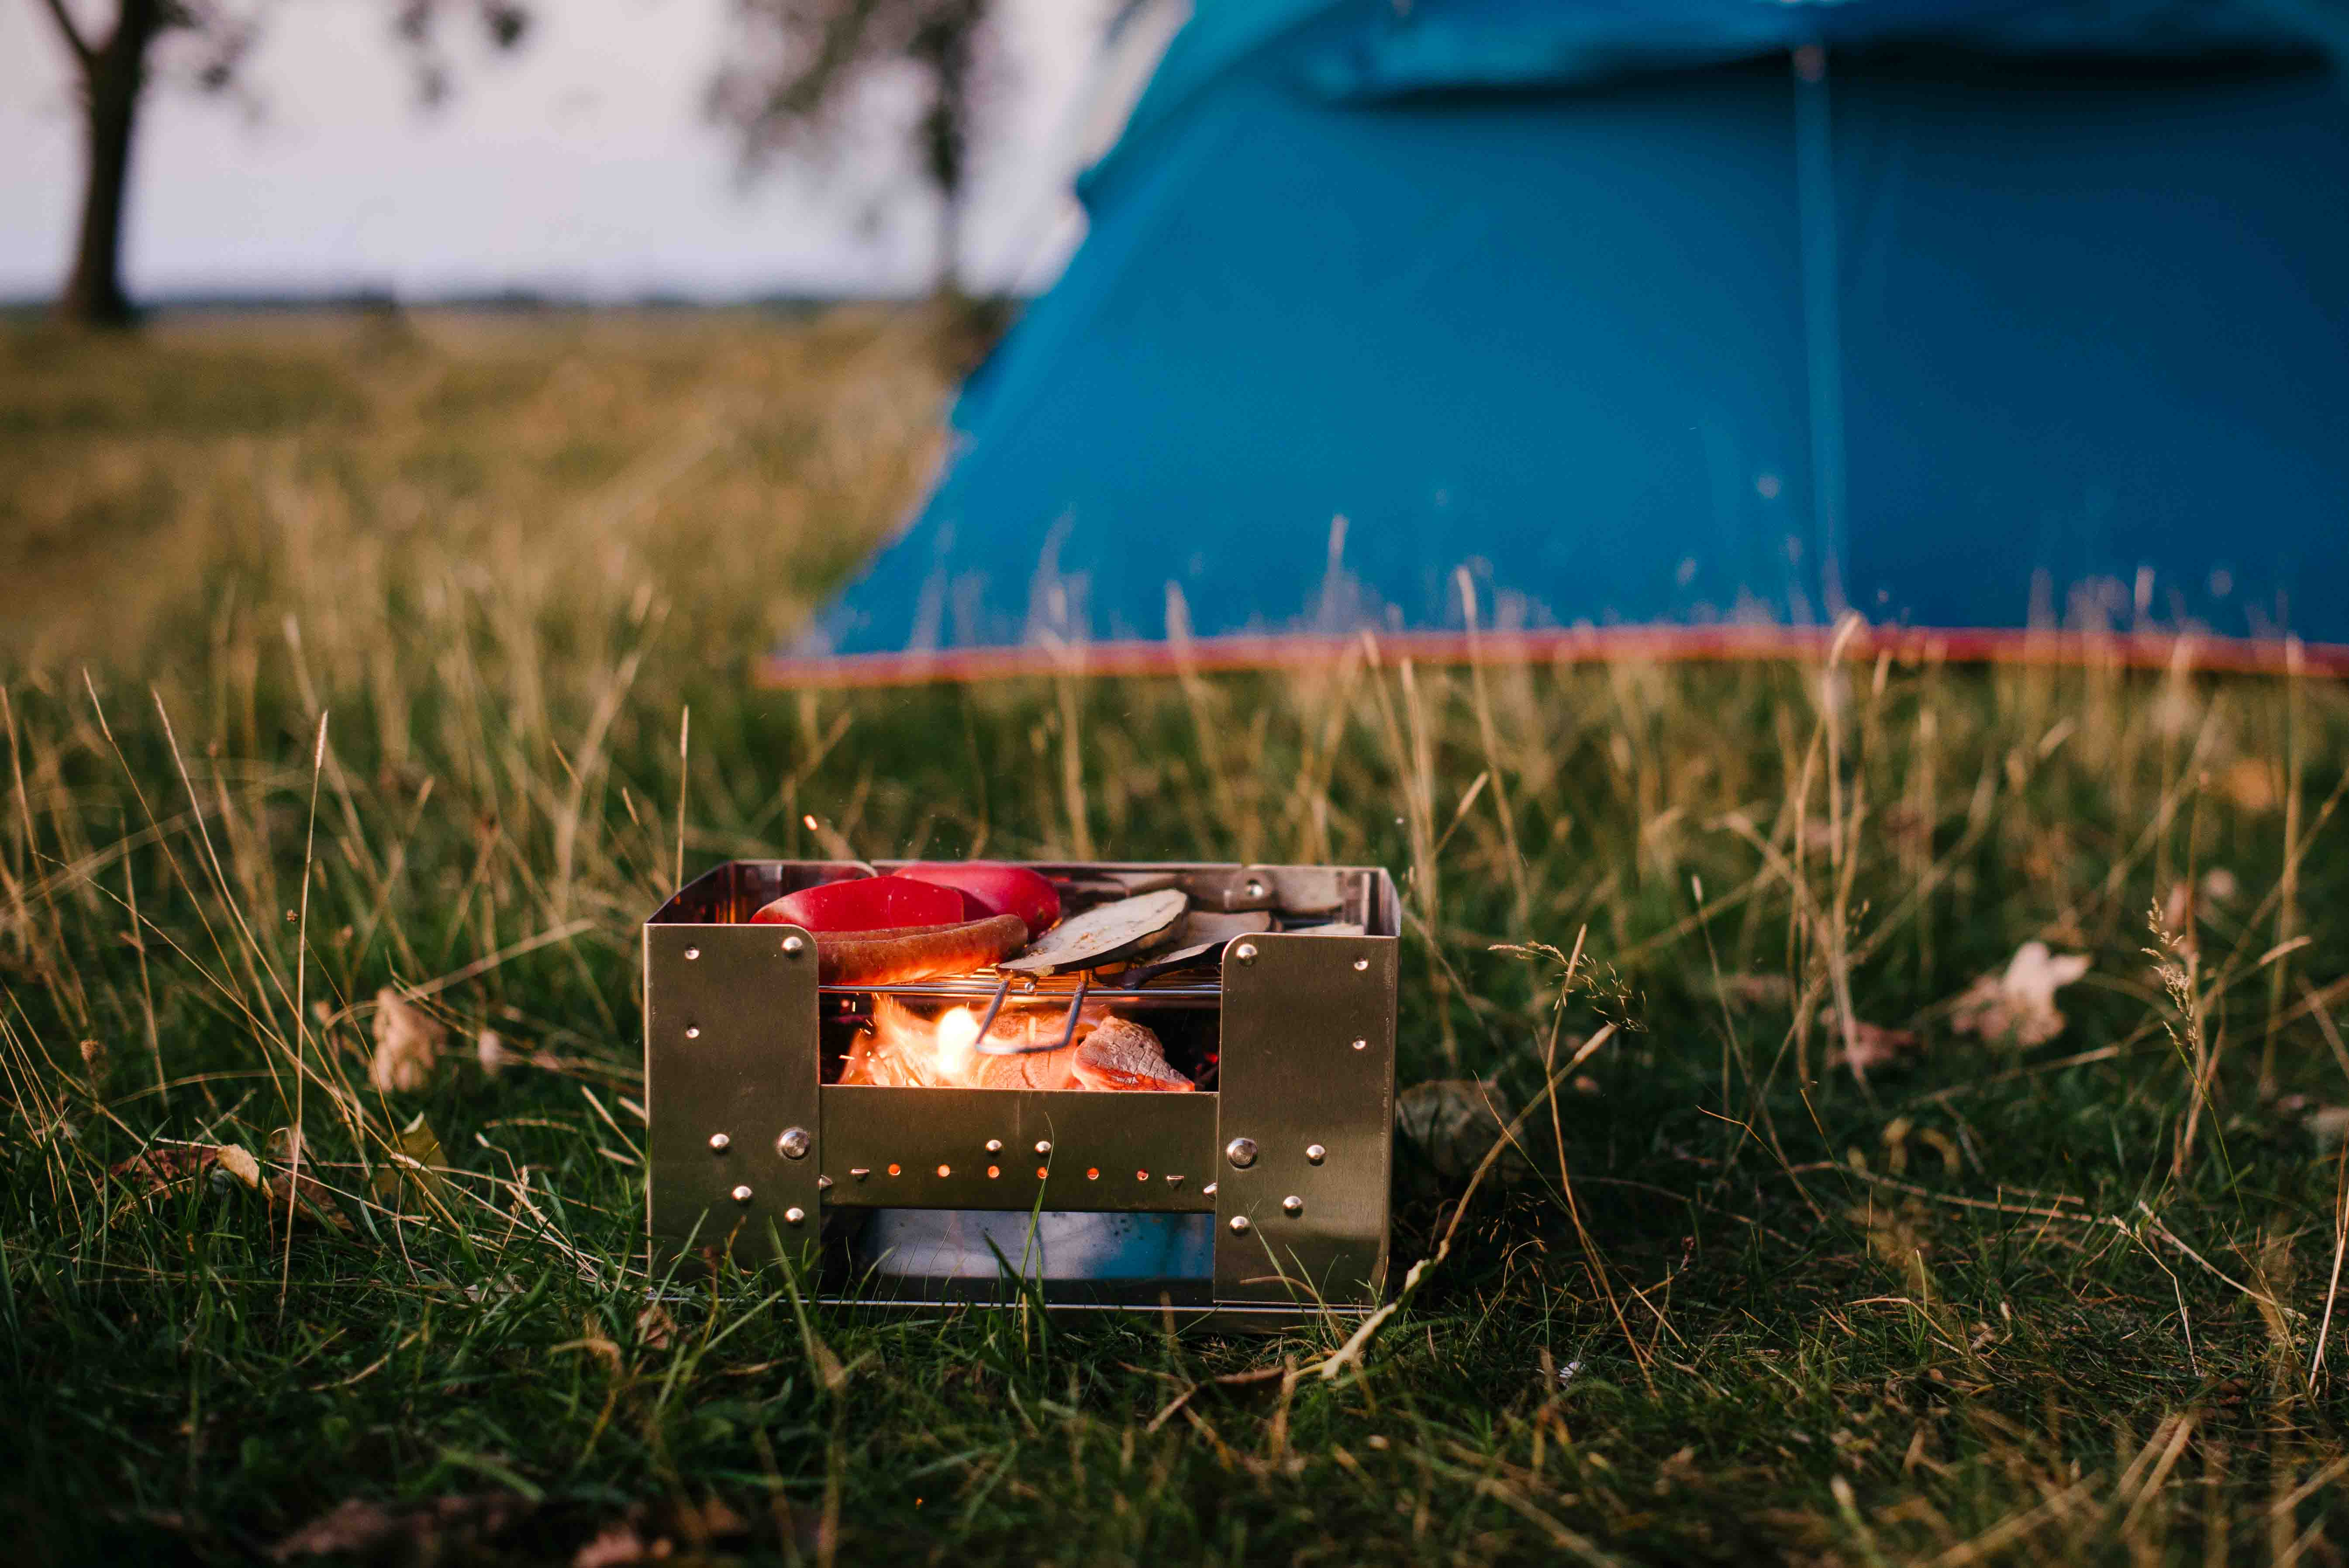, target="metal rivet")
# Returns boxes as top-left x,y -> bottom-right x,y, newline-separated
1201,1182 -> 1217,1197
1306,1144 -> 1326,1165
1229,1215 -> 1251,1234
784,1206 -> 806,1225
1233,943 -> 1258,965
685,947 -> 700,961
1352,957 -> 1369,972
708,1132 -> 731,1153
1282,1195 -> 1305,1217
1352,1037 -> 1368,1051
816,1175 -> 833,1190
781,934 -> 805,956
685,1025 -> 701,1039
1225,1137 -> 1258,1169
985,1139 -> 1003,1154
1035,1140 -> 1052,1156
778,1126 -> 811,1160
731,1184 -> 753,1204
1166,1173 -> 1184,1185
1245,879 -> 1266,898
849,1168 -> 870,1182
